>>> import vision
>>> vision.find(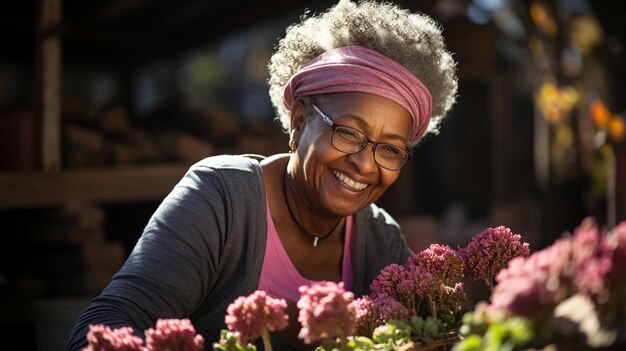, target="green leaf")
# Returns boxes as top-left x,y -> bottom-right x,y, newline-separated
411,315 -> 425,333
212,329 -> 256,351
504,317 -> 533,344
372,321 -> 411,345
438,308 -> 456,327
353,336 -> 376,349
451,335 -> 482,351
422,316 -> 443,338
